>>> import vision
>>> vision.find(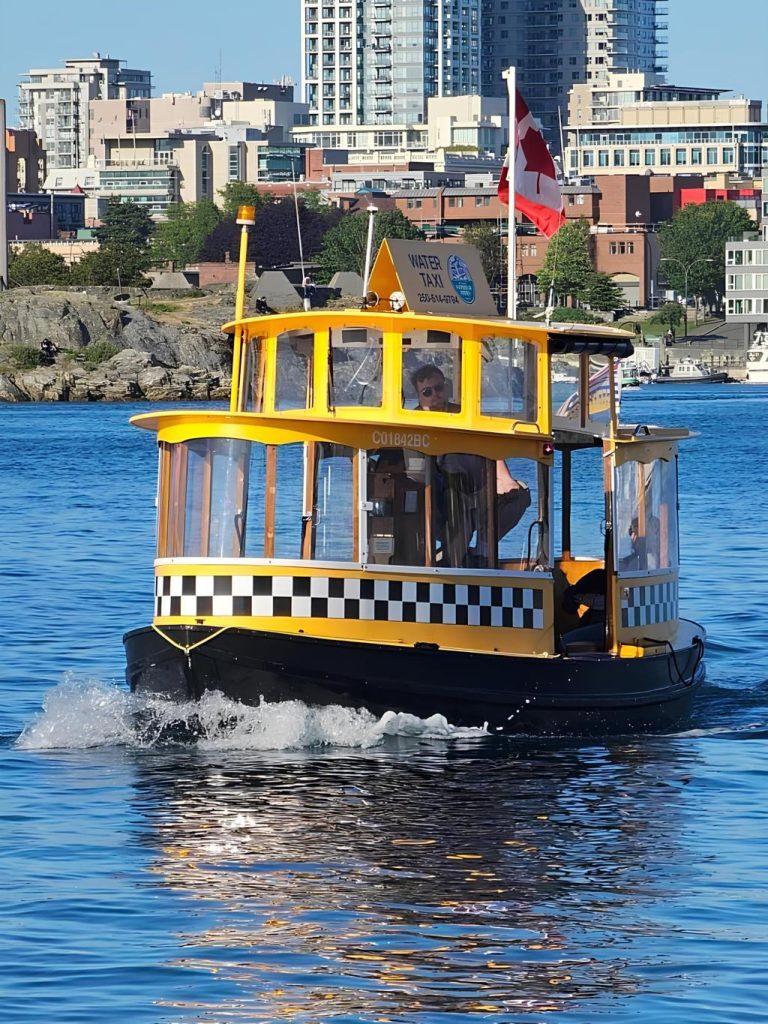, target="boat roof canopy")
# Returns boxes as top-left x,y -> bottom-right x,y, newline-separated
547,333 -> 634,359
